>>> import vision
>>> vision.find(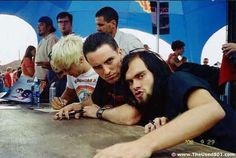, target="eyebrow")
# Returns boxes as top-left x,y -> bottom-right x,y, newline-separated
104,57 -> 114,63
